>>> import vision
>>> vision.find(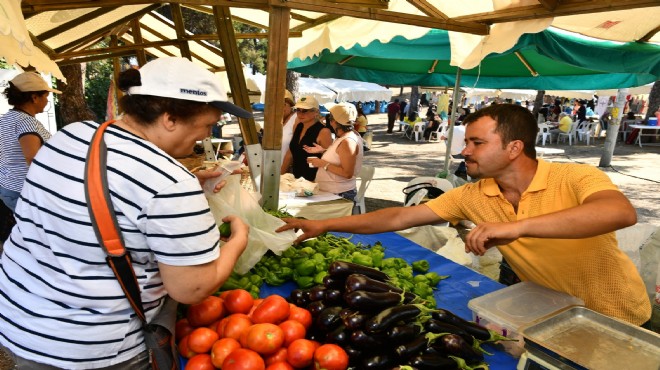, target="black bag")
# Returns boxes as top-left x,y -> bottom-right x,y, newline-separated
402,182 -> 444,205
85,121 -> 179,370
0,201 -> 15,242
